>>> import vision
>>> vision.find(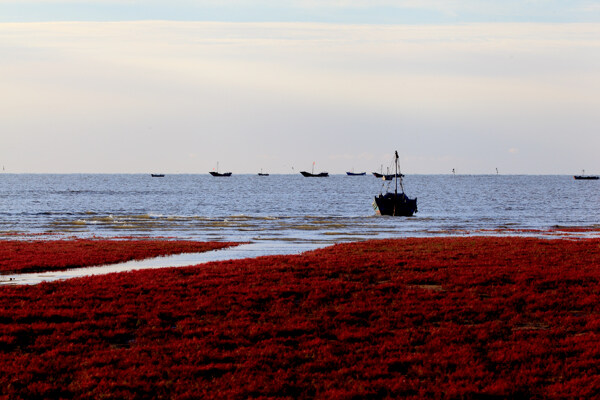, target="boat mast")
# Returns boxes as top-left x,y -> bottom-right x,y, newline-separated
394,151 -> 398,196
